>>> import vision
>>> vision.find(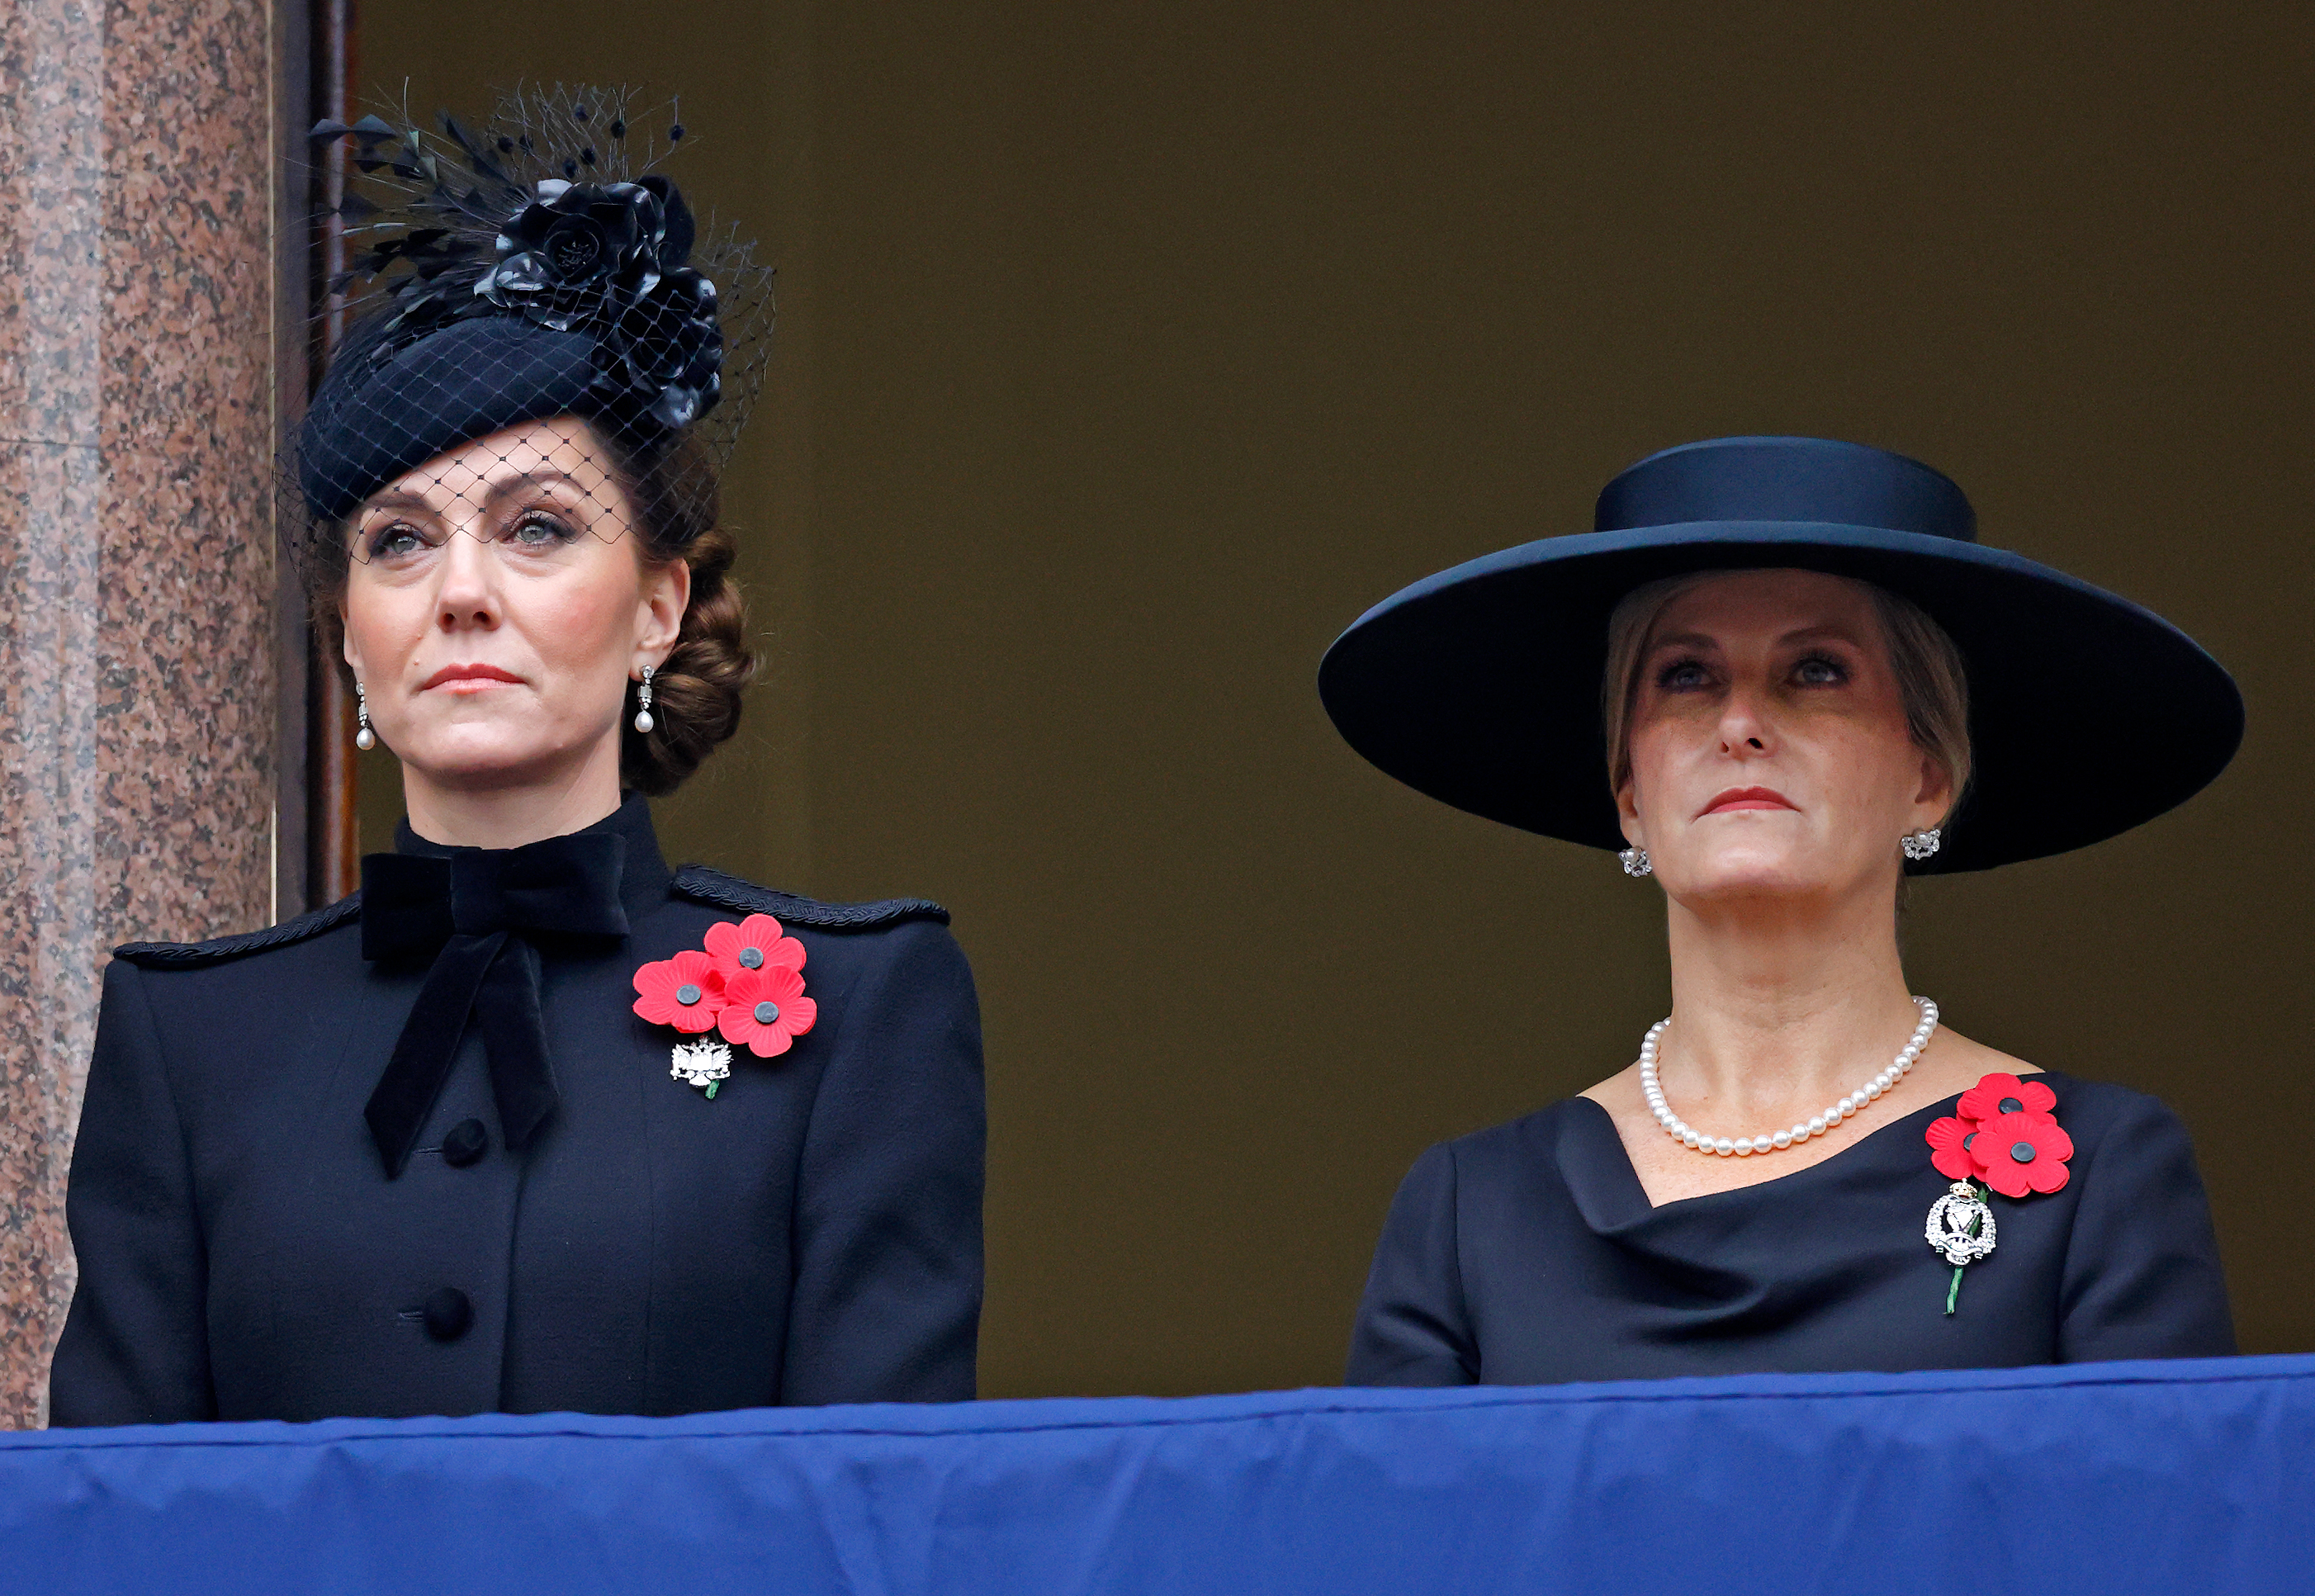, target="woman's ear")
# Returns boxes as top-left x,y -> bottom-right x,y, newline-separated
1616,774 -> 1645,849
339,597 -> 362,680
637,558 -> 691,663
1913,752 -> 1955,829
